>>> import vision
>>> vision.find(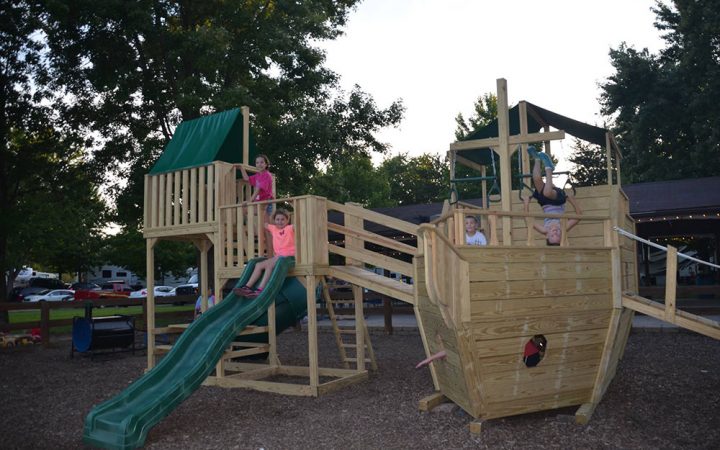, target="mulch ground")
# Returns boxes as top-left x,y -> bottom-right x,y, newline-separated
1,327 -> 719,449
